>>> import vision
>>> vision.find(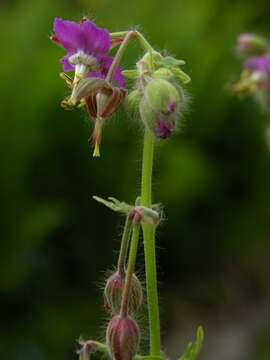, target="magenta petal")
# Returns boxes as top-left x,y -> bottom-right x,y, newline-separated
245,56 -> 270,73
99,56 -> 125,87
81,20 -> 110,55
61,54 -> 74,72
53,18 -> 81,52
